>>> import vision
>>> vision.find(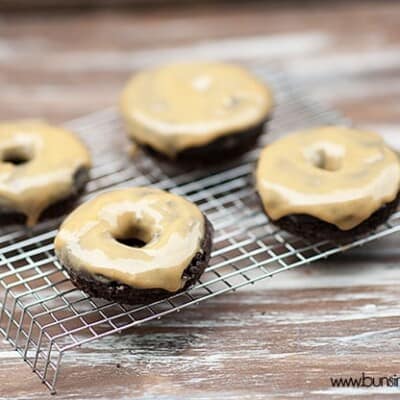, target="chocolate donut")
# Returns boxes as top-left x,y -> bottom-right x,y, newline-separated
120,62 -> 273,163
54,187 -> 213,304
256,126 -> 400,241
0,121 -> 91,226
